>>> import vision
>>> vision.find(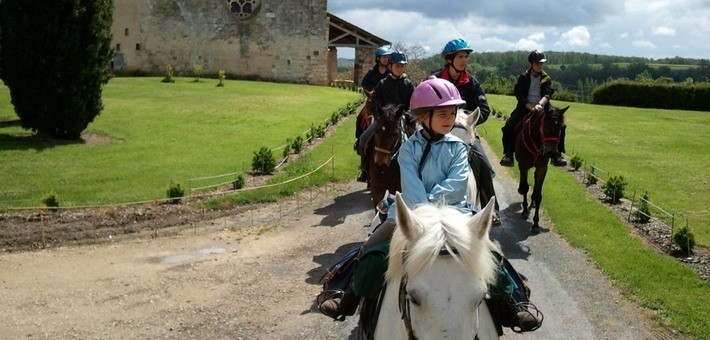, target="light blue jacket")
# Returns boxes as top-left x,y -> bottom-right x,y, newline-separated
387,130 -> 470,220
